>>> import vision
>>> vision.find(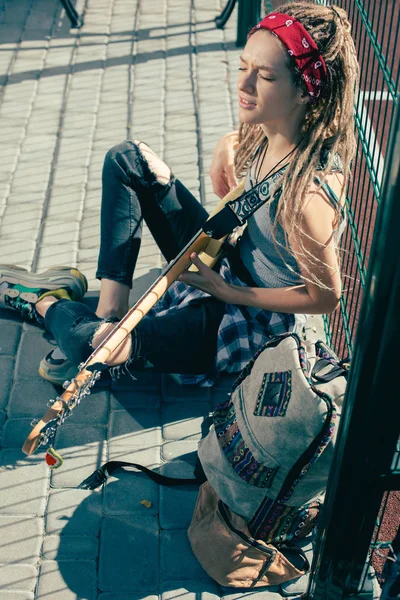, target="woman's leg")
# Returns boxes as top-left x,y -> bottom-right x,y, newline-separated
40,298 -> 132,367
96,140 -> 209,318
38,294 -> 223,375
